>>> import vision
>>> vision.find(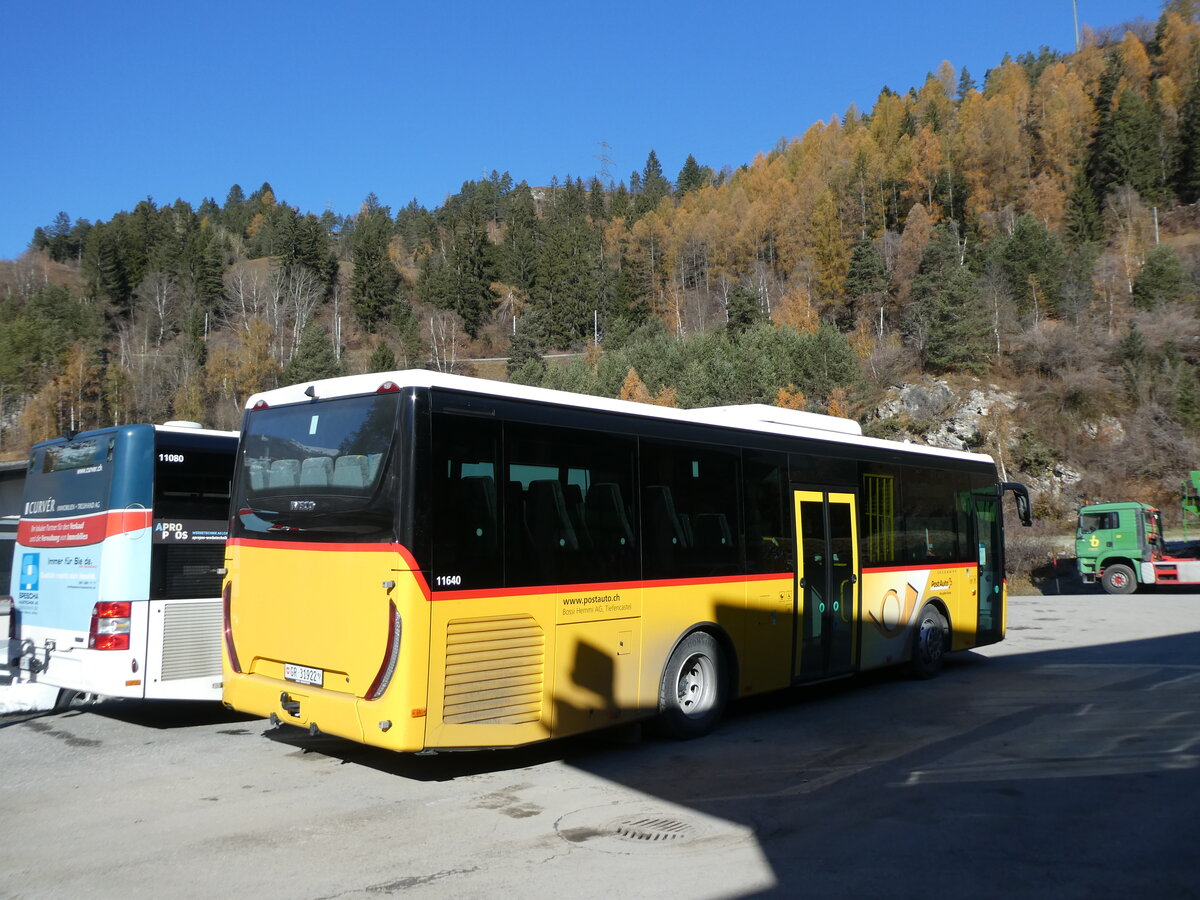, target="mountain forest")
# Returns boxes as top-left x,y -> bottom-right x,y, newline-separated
3,4 -> 1200,562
